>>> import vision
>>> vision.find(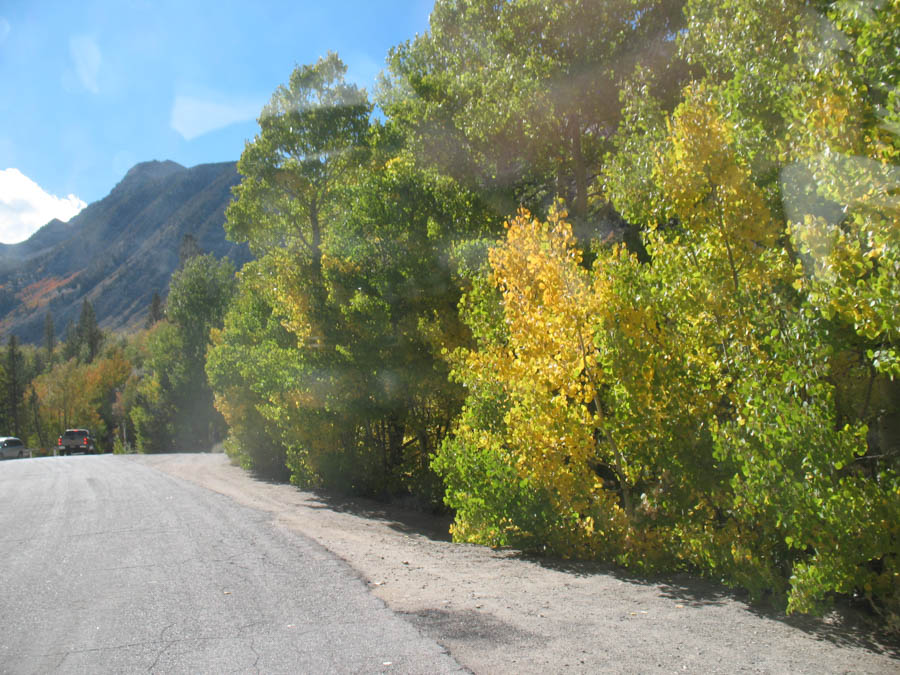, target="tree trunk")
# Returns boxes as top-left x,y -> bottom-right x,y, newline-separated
571,115 -> 588,223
